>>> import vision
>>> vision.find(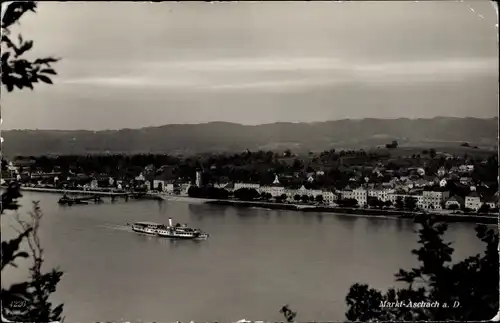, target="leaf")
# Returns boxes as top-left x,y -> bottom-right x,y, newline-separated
37,75 -> 53,84
16,40 -> 33,57
40,68 -> 56,75
1,2 -> 37,29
